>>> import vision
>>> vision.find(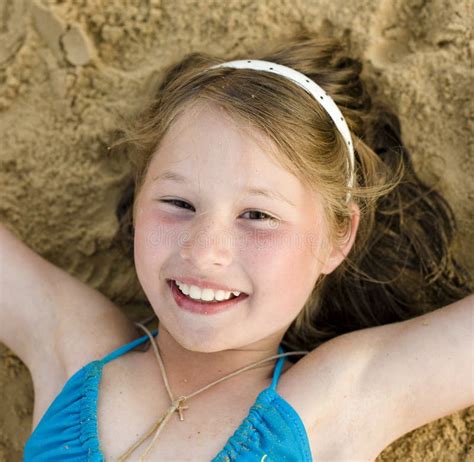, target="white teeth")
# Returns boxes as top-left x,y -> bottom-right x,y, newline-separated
174,280 -> 241,302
